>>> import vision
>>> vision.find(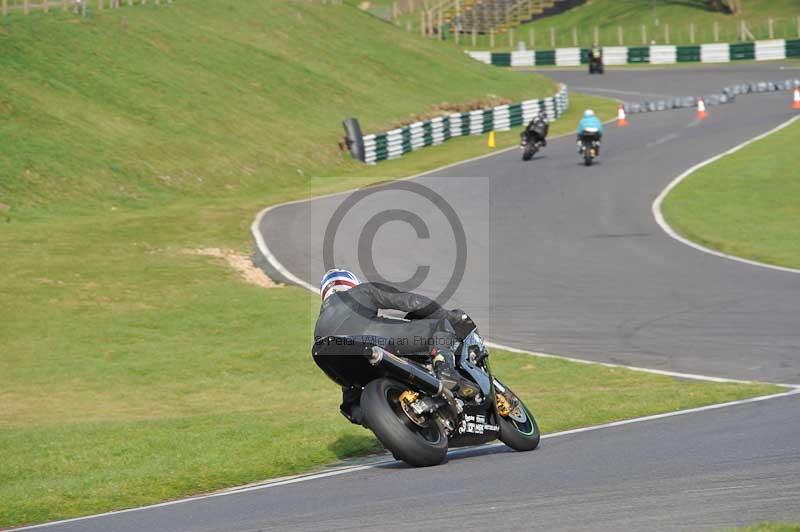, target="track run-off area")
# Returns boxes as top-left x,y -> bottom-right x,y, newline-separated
19,63 -> 800,531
